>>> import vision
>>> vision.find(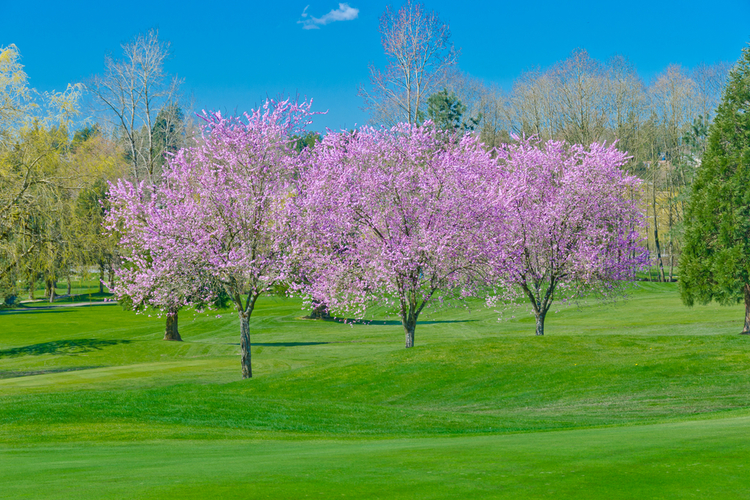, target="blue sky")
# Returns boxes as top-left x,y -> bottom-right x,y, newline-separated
2,0 -> 748,131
